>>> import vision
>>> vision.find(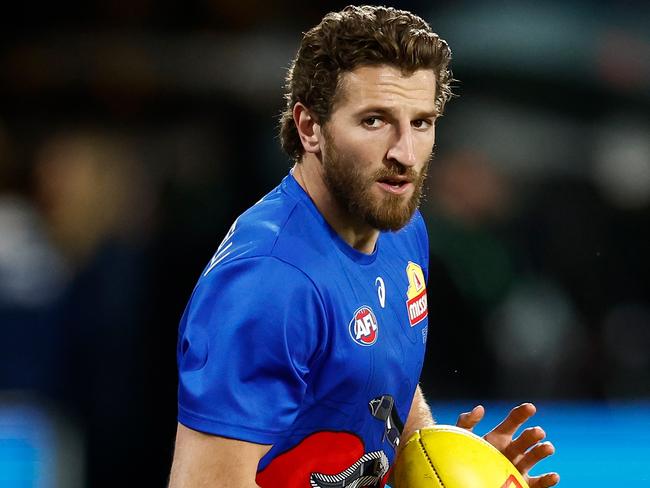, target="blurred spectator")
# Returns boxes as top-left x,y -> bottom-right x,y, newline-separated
487,278 -> 589,398
420,150 -> 516,398
0,121 -> 69,397
593,116 -> 650,210
519,172 -> 650,397
420,149 -> 593,399
591,116 -> 650,397
34,130 -> 154,267
31,129 -> 155,486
